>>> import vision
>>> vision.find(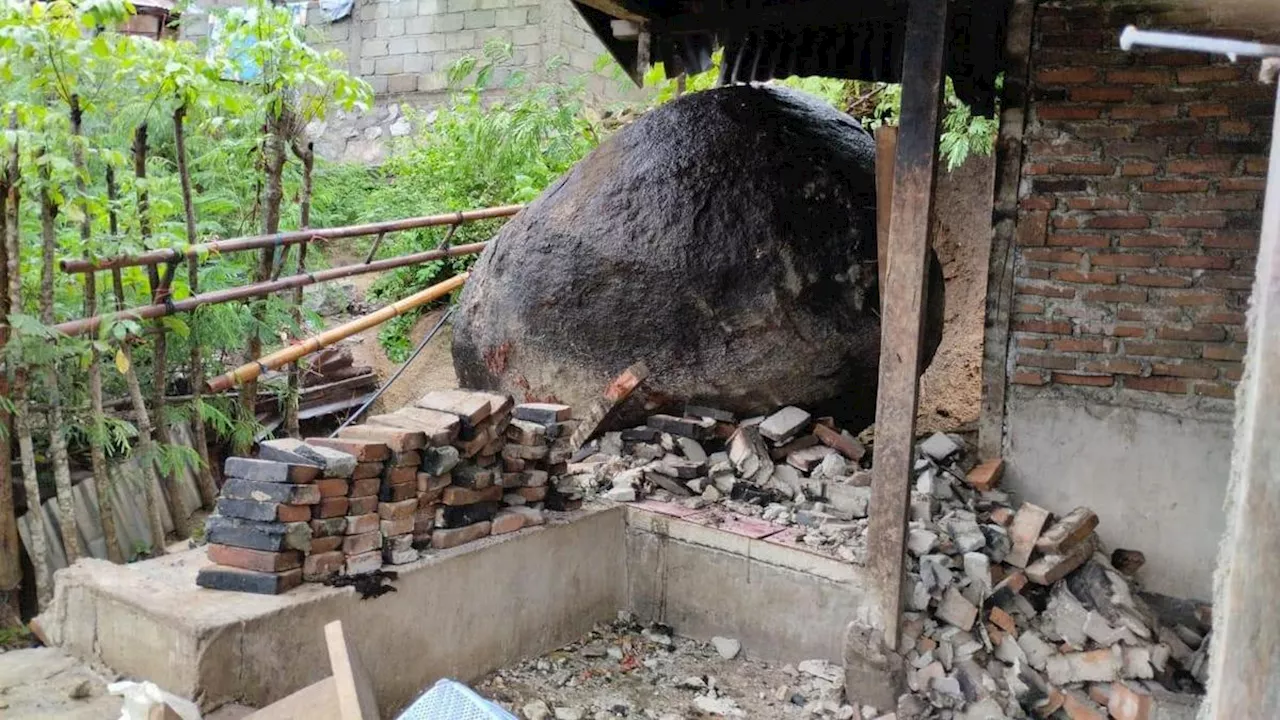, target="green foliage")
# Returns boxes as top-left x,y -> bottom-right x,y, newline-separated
847,77 -> 999,171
